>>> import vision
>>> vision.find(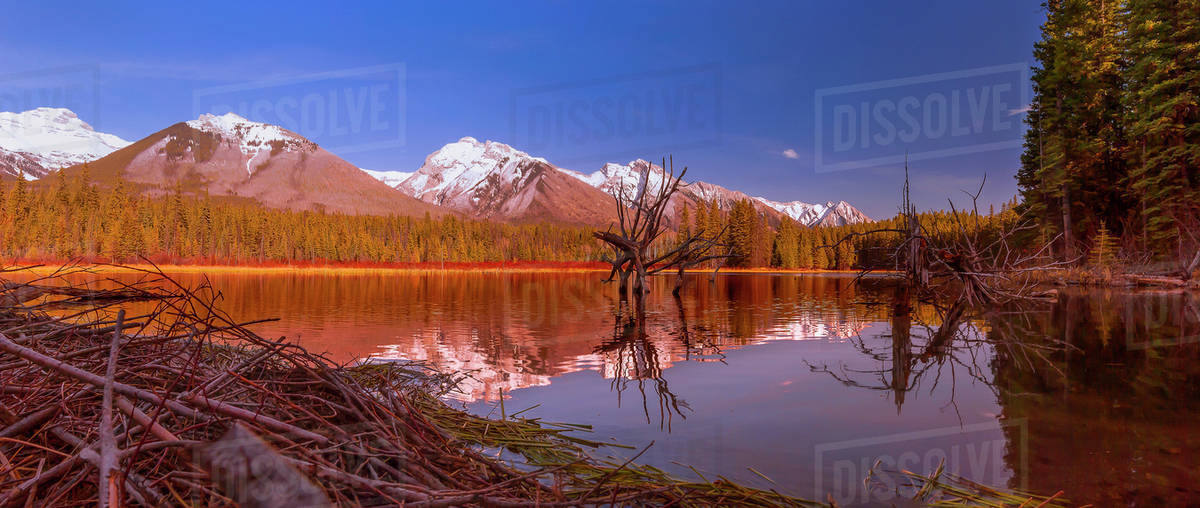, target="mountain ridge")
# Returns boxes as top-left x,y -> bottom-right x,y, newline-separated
50,112 -> 447,217
395,137 -> 613,224
390,140 -> 872,228
1,107 -> 869,227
